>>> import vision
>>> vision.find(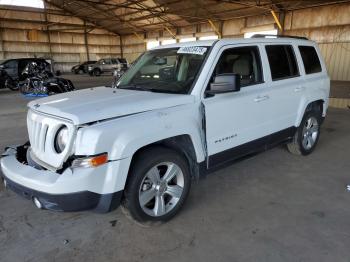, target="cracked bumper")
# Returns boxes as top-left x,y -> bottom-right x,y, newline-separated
0,145 -> 124,212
